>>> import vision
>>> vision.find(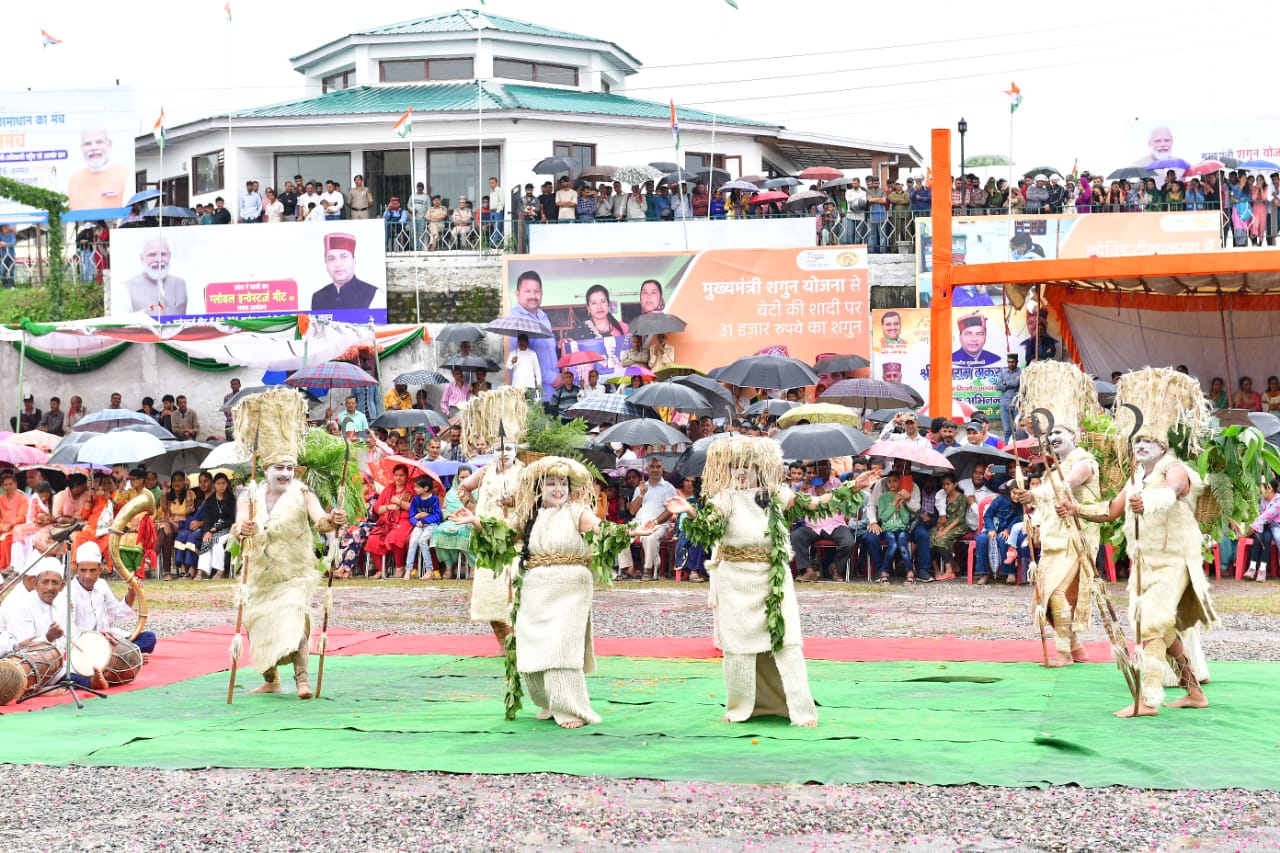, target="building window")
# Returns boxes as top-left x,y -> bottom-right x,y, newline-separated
379,58 -> 474,83
426,146 -> 501,211
274,152 -> 352,194
494,57 -> 578,86
322,70 -> 354,93
192,150 -> 224,195
685,152 -> 742,180
552,142 -> 595,176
